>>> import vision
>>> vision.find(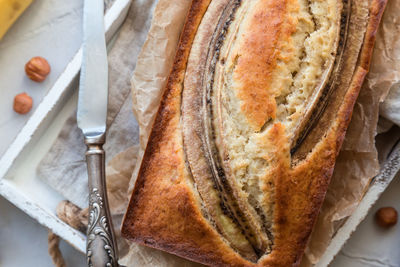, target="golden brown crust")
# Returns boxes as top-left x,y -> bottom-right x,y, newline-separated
122,0 -> 387,266
259,66 -> 367,266
233,0 -> 296,130
122,1 -> 253,266
359,0 -> 387,71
